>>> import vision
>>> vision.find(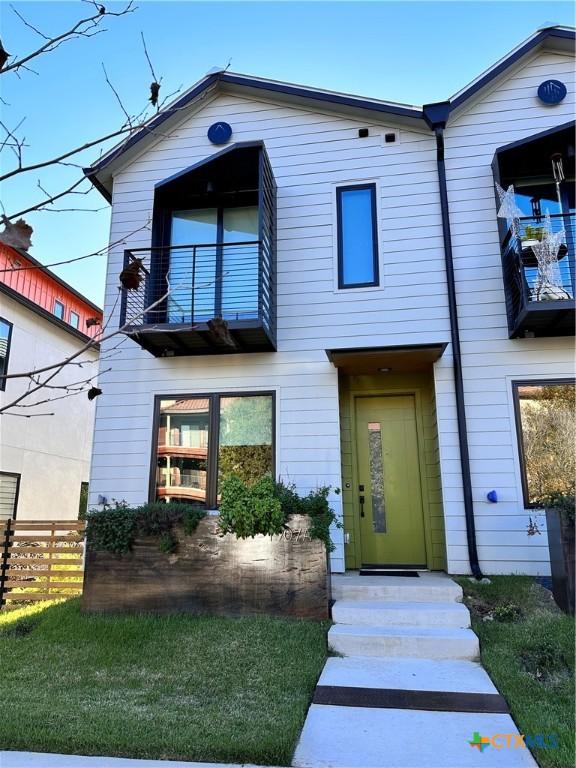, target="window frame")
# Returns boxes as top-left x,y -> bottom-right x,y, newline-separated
149,391 -> 276,508
512,378 -> 575,508
53,300 -> 65,320
336,183 -> 380,290
0,316 -> 13,392
0,471 -> 21,520
69,310 -> 80,329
